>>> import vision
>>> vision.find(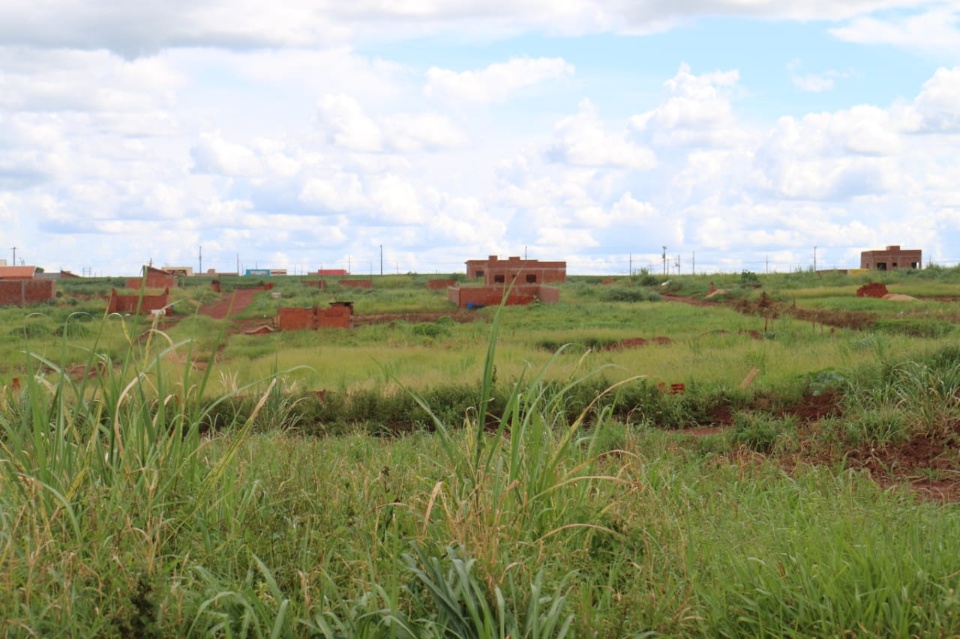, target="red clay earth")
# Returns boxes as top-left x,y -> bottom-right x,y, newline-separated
601,336 -> 676,350
198,288 -> 262,320
856,282 -> 889,298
